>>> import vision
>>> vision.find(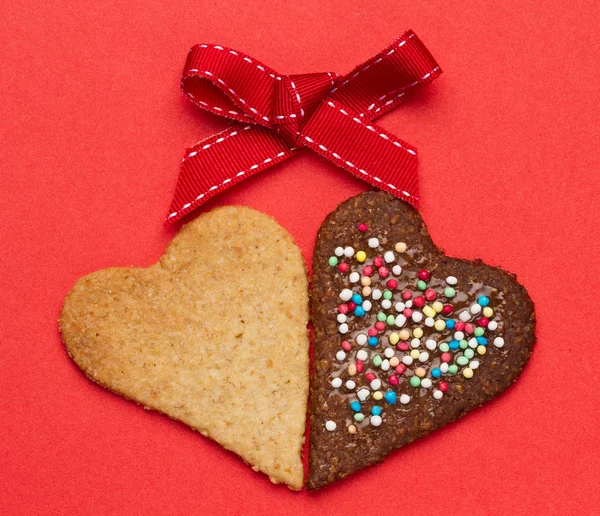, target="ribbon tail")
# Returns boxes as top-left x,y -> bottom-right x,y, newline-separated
300,99 -> 419,206
166,124 -> 296,224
